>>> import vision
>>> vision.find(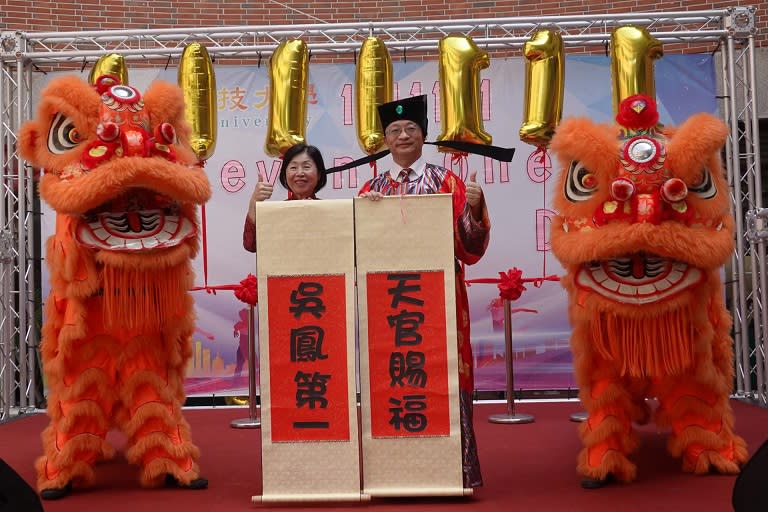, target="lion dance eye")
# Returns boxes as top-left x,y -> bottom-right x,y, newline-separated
565,161 -> 598,202
689,167 -> 717,199
47,112 -> 83,154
